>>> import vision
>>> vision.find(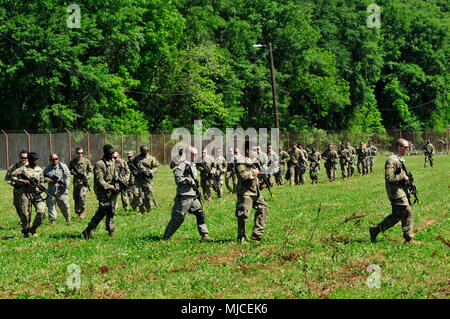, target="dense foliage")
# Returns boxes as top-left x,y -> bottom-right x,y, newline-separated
0,0 -> 448,133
